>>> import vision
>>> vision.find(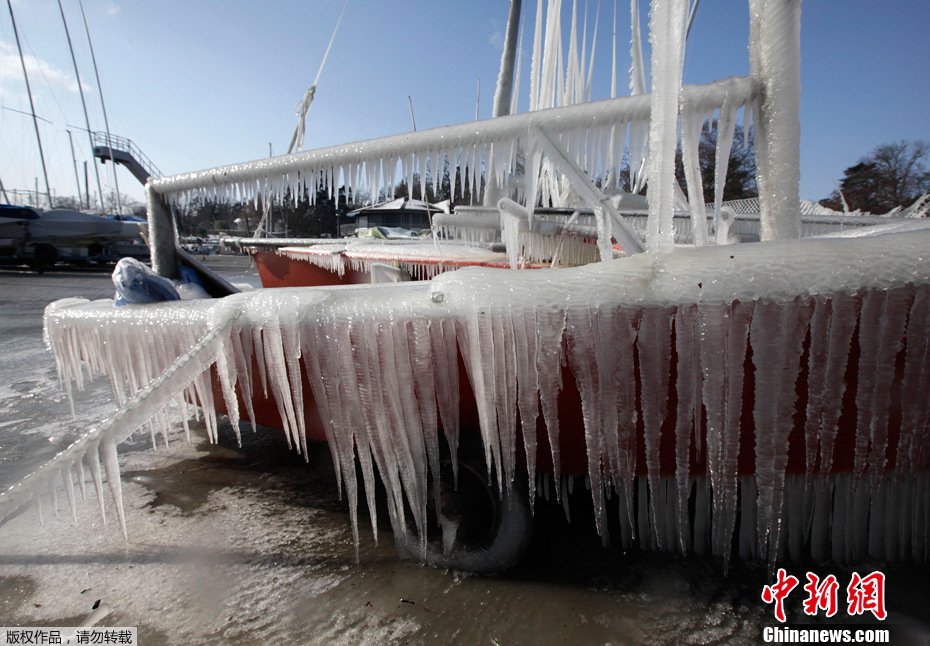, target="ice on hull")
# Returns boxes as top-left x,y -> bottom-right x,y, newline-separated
25,229 -> 930,567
